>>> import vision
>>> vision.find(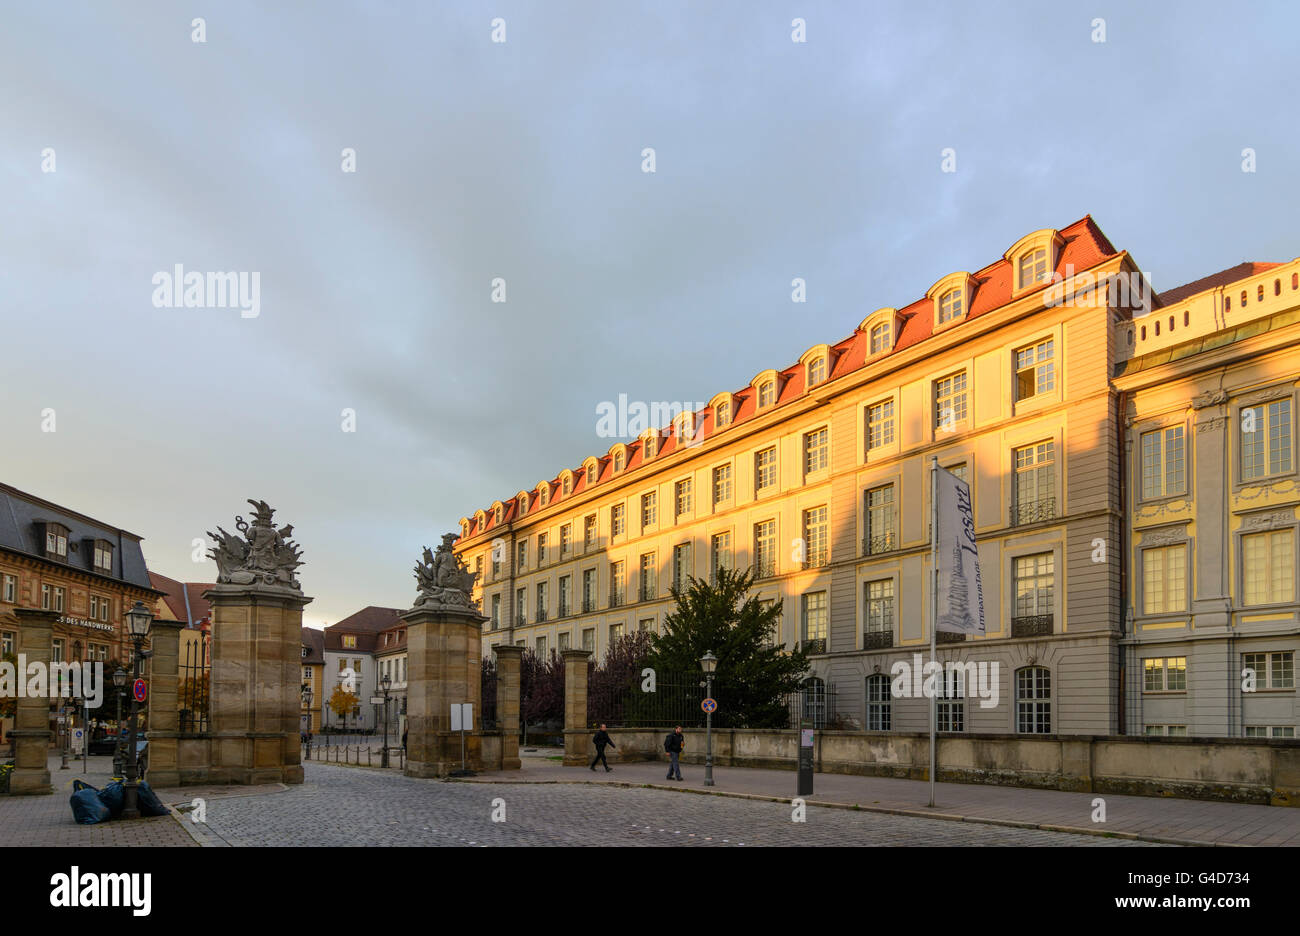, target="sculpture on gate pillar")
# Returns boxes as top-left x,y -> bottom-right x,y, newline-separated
412,534 -> 479,611
206,499 -> 304,594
